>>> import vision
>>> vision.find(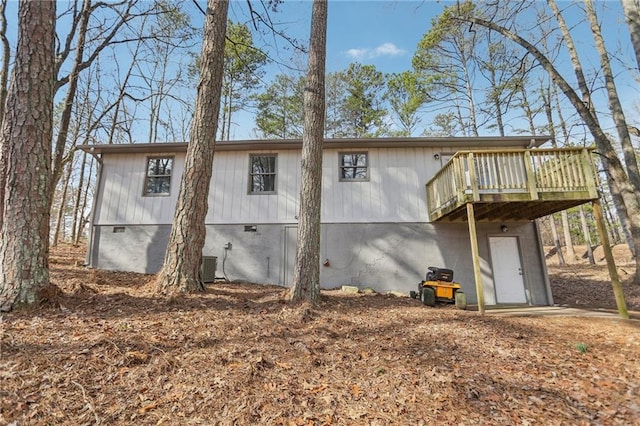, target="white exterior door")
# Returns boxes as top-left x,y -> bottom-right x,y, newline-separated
489,236 -> 527,304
